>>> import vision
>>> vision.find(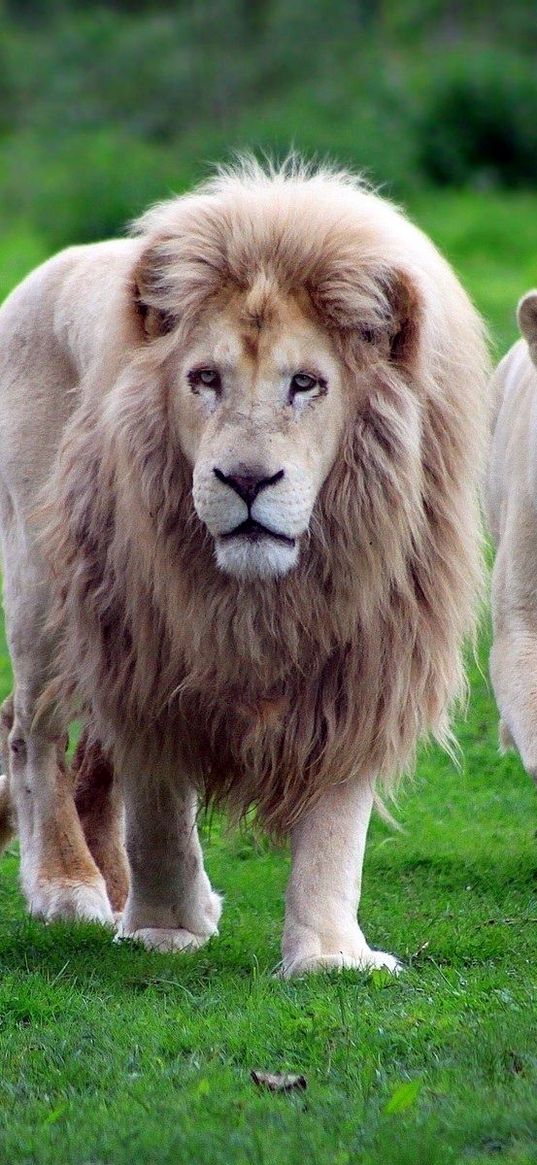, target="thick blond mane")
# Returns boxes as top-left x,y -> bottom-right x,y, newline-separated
45,159 -> 489,833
